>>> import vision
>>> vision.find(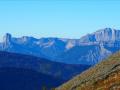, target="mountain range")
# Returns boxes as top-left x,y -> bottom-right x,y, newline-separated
1,28 -> 120,65
56,52 -> 120,90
